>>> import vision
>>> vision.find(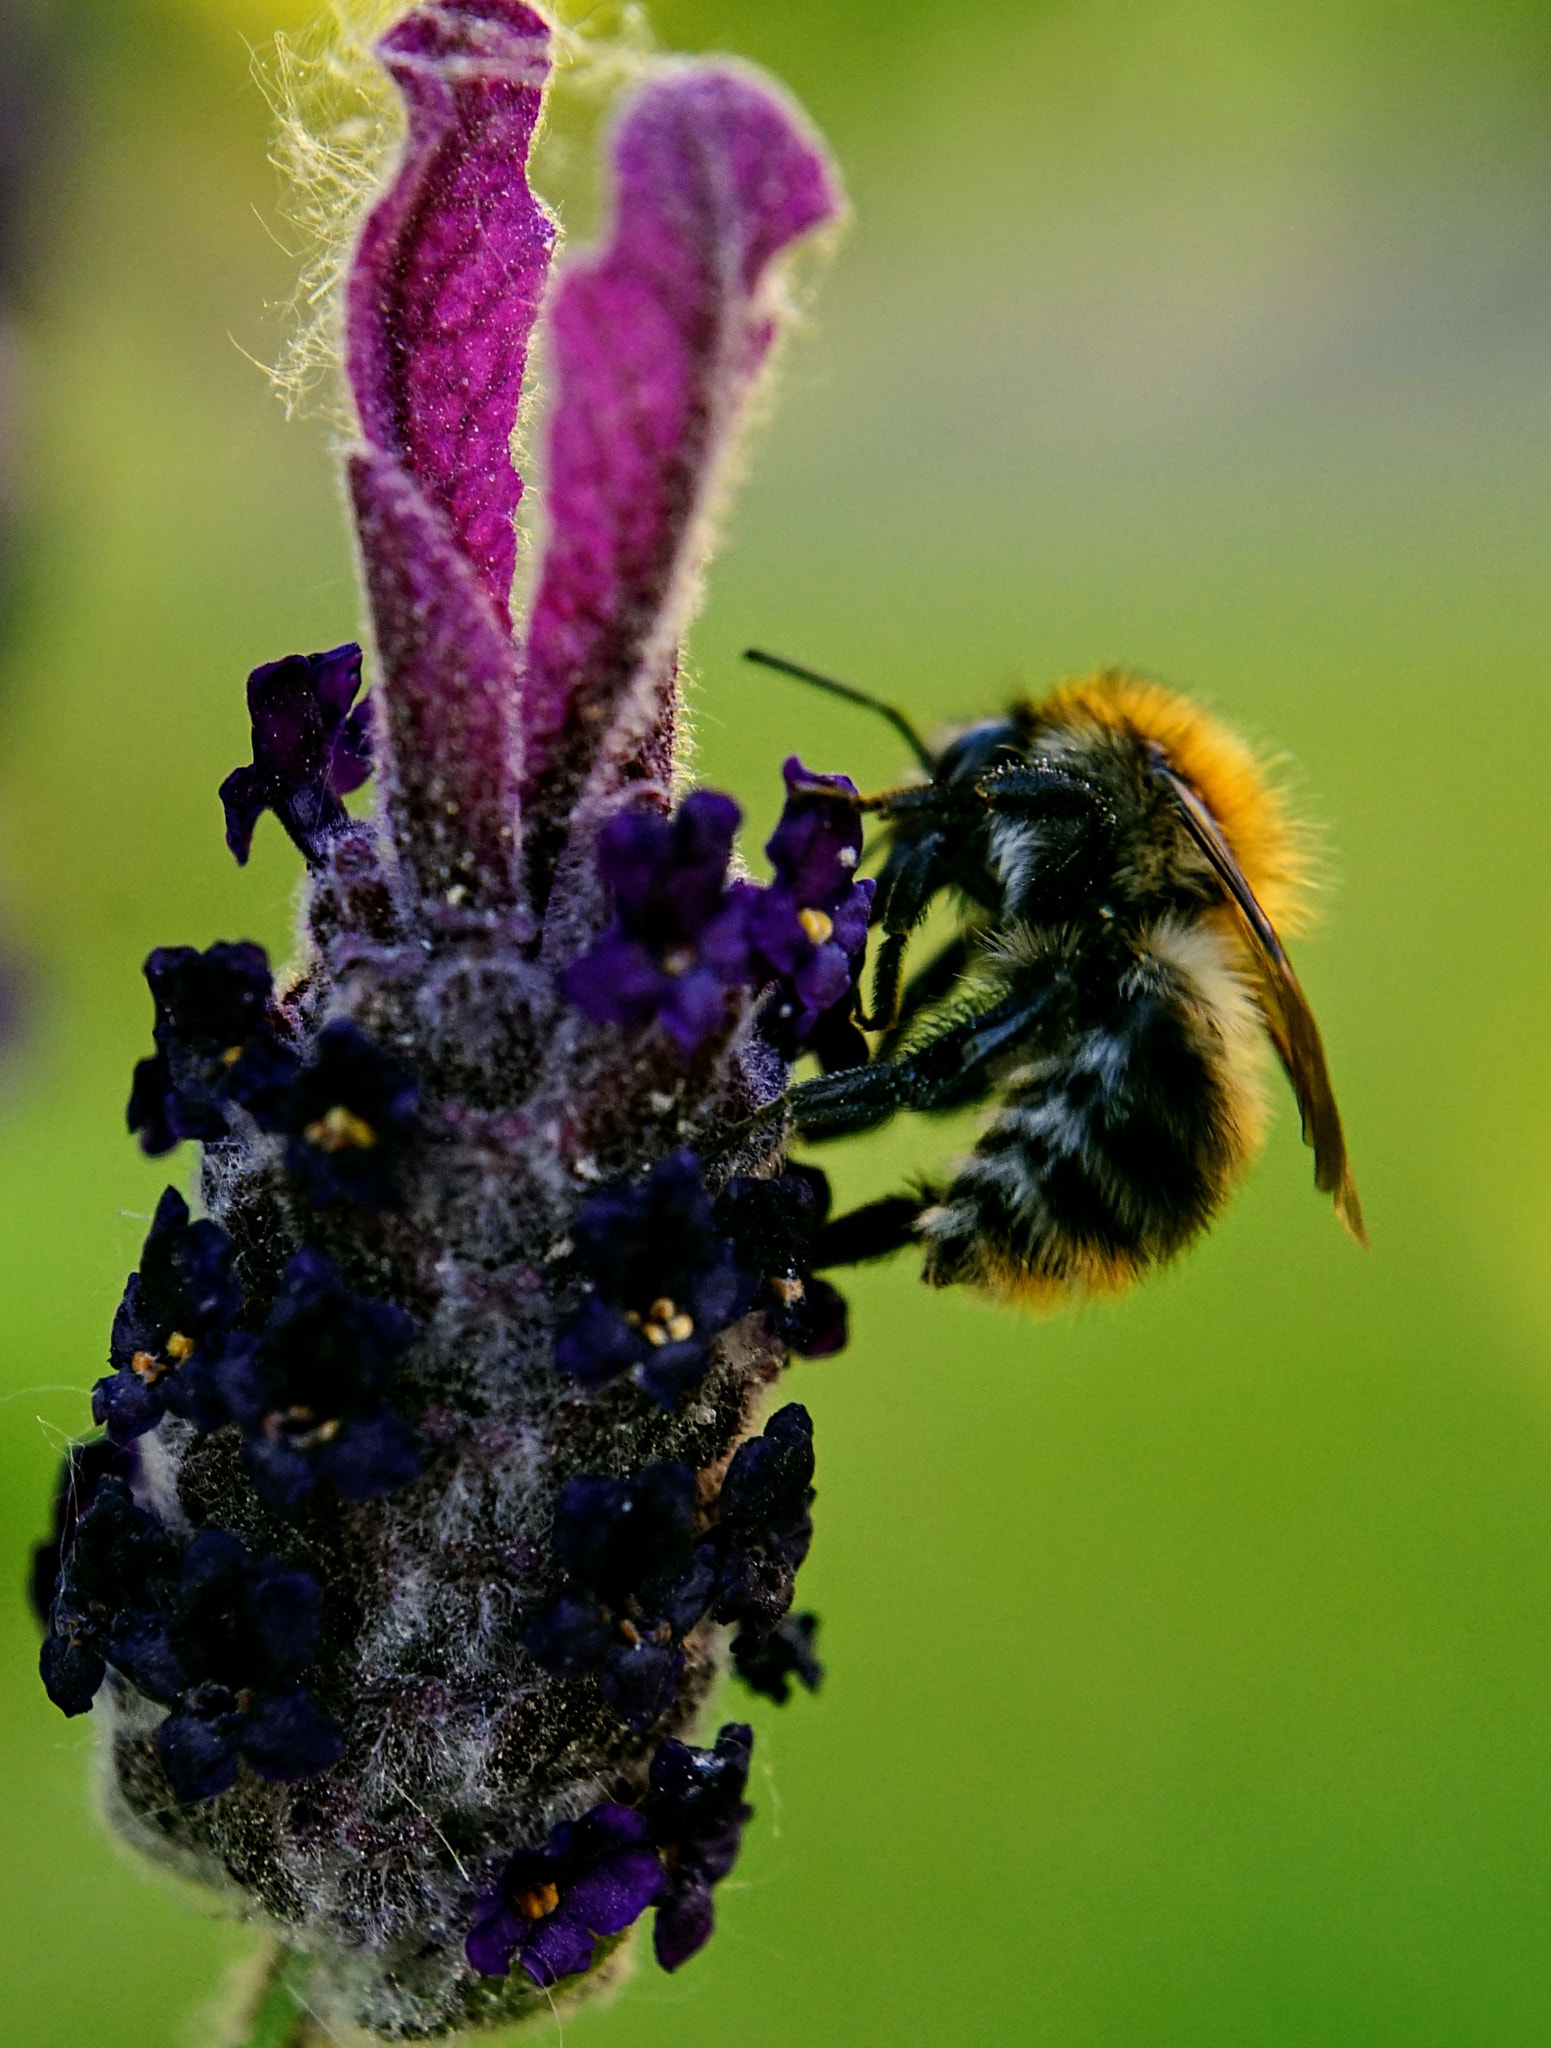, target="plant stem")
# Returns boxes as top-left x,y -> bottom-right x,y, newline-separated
218,1947 -> 326,2048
